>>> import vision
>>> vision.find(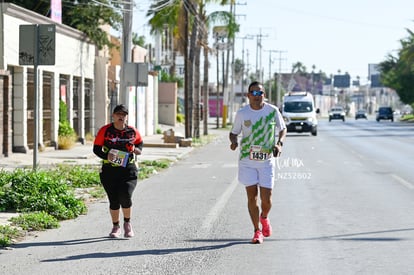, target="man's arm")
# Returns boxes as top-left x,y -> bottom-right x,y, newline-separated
277,128 -> 287,145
